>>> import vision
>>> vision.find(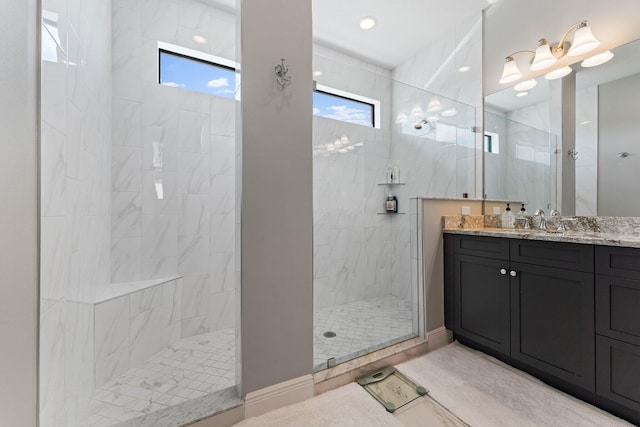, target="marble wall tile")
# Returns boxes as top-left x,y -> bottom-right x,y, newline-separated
178,152 -> 210,194
210,290 -> 234,331
178,233 -> 209,275
210,174 -> 235,215
209,97 -> 236,136
210,213 -> 234,253
142,0 -> 178,43
210,251 -> 234,293
179,110 -> 210,153
181,275 -> 210,321
113,99 -> 142,147
95,296 -> 130,387
208,8 -> 236,60
112,191 -> 143,239
111,237 -> 142,283
181,315 -> 210,338
142,214 -> 178,260
41,217 -> 70,306
112,55 -> 143,102
129,287 -> 163,366
64,301 -> 94,427
39,302 -> 66,427
112,145 -> 142,192
179,194 -> 210,236
41,122 -> 68,217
